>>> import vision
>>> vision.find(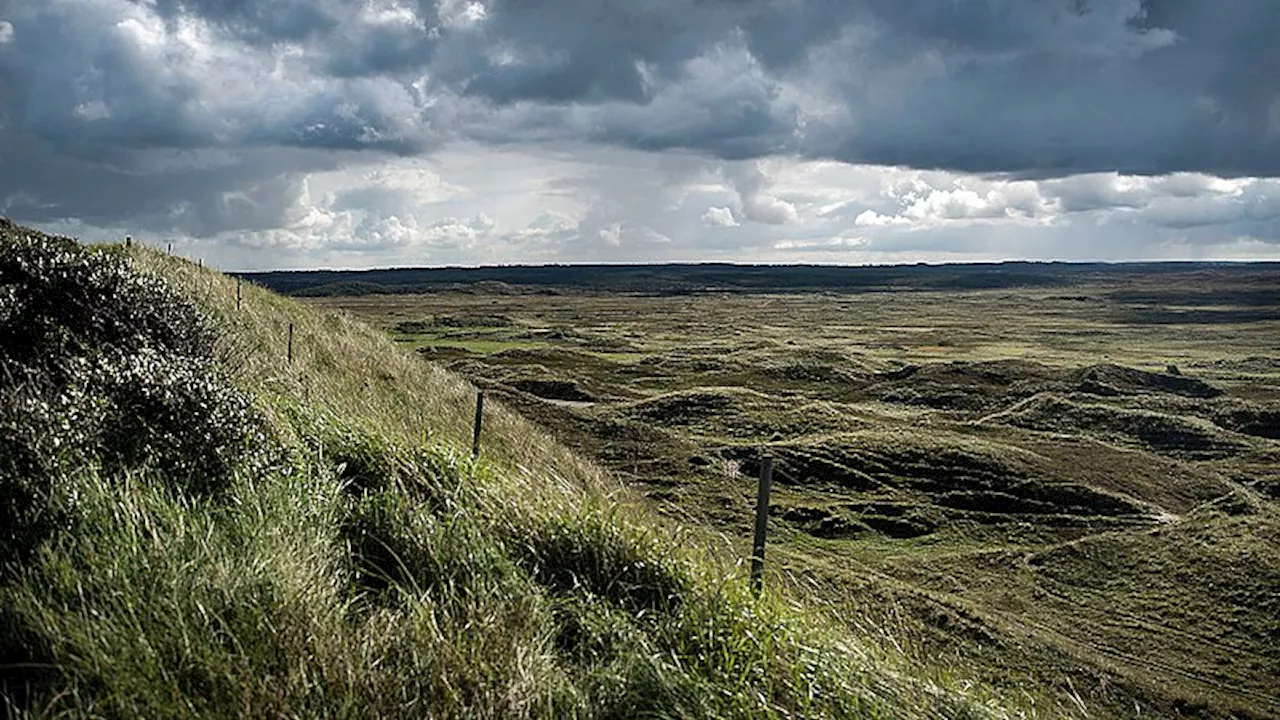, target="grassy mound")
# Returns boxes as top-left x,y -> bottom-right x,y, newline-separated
868,360 -> 1070,412
719,431 -> 1149,540
1120,394 -> 1280,441
0,224 -> 1026,718
988,394 -> 1254,459
618,388 -> 861,442
508,378 -> 599,403
1073,363 -> 1222,399
867,360 -> 1224,413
